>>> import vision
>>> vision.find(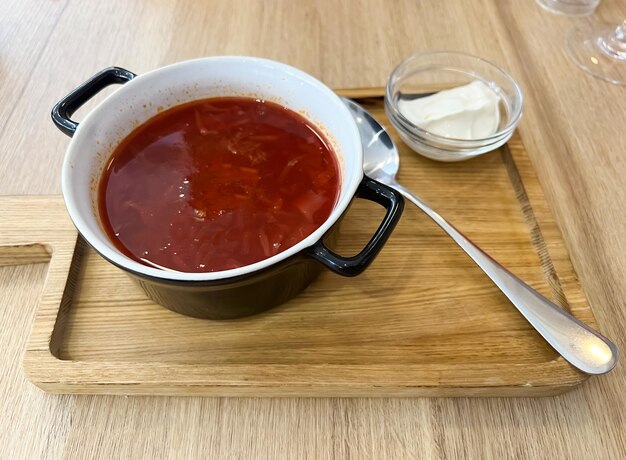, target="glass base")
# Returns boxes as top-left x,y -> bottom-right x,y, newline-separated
565,24 -> 626,85
535,0 -> 599,16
